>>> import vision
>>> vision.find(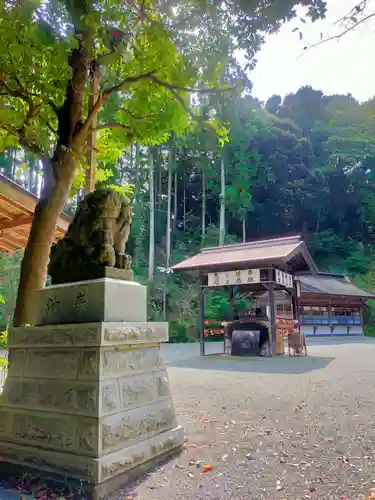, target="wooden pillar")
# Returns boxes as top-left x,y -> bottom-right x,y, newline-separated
199,276 -> 205,356
291,289 -> 298,320
328,303 -> 333,335
228,285 -> 235,321
267,282 -> 277,356
85,61 -> 100,194
360,301 -> 364,333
